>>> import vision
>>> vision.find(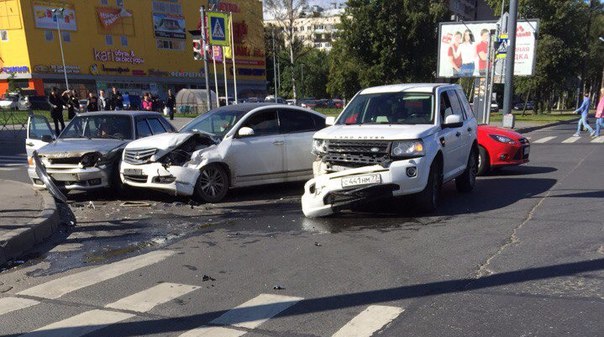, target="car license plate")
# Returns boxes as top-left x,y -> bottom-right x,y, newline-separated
50,173 -> 78,181
341,174 -> 381,188
523,146 -> 530,155
124,168 -> 143,176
